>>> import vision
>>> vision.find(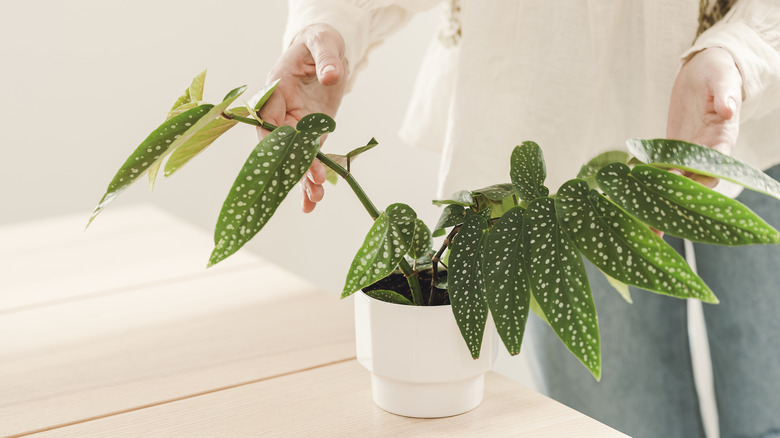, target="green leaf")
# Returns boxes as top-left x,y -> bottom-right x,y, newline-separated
627,139 -> 780,201
210,113 -> 336,266
341,203 -> 417,297
482,206 -> 531,355
449,214 -> 490,359
524,198 -> 601,379
168,69 -> 207,118
472,183 -> 516,201
252,78 -> 280,111
346,137 -> 379,159
149,85 -> 247,187
432,190 -> 475,207
511,141 -> 548,202
433,204 -> 474,237
597,163 -> 780,245
409,219 -> 433,259
578,150 -> 630,189
167,101 -> 199,120
88,104 -> 214,227
164,107 -> 251,177
555,179 -> 718,303
364,289 -> 413,305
